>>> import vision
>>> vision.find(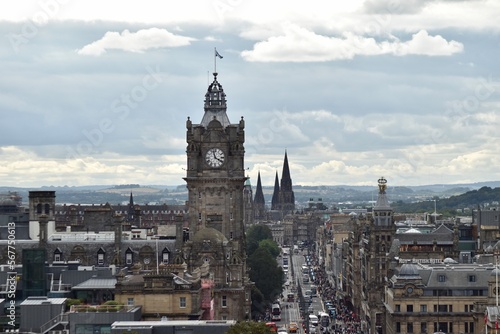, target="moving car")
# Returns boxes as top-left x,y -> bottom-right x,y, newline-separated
288,322 -> 298,333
